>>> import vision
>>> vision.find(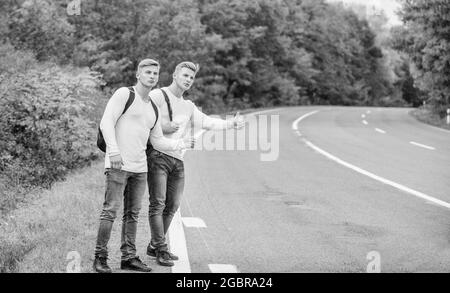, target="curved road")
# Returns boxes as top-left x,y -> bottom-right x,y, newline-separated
171,106 -> 450,273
